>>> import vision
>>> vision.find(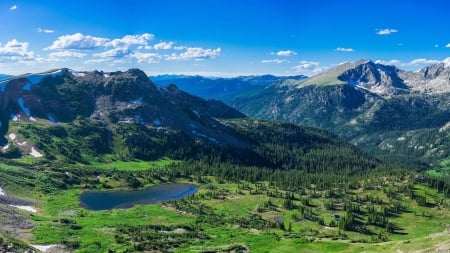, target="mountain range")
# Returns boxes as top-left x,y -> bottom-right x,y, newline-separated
150,74 -> 307,103
0,68 -> 379,173
156,60 -> 450,168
